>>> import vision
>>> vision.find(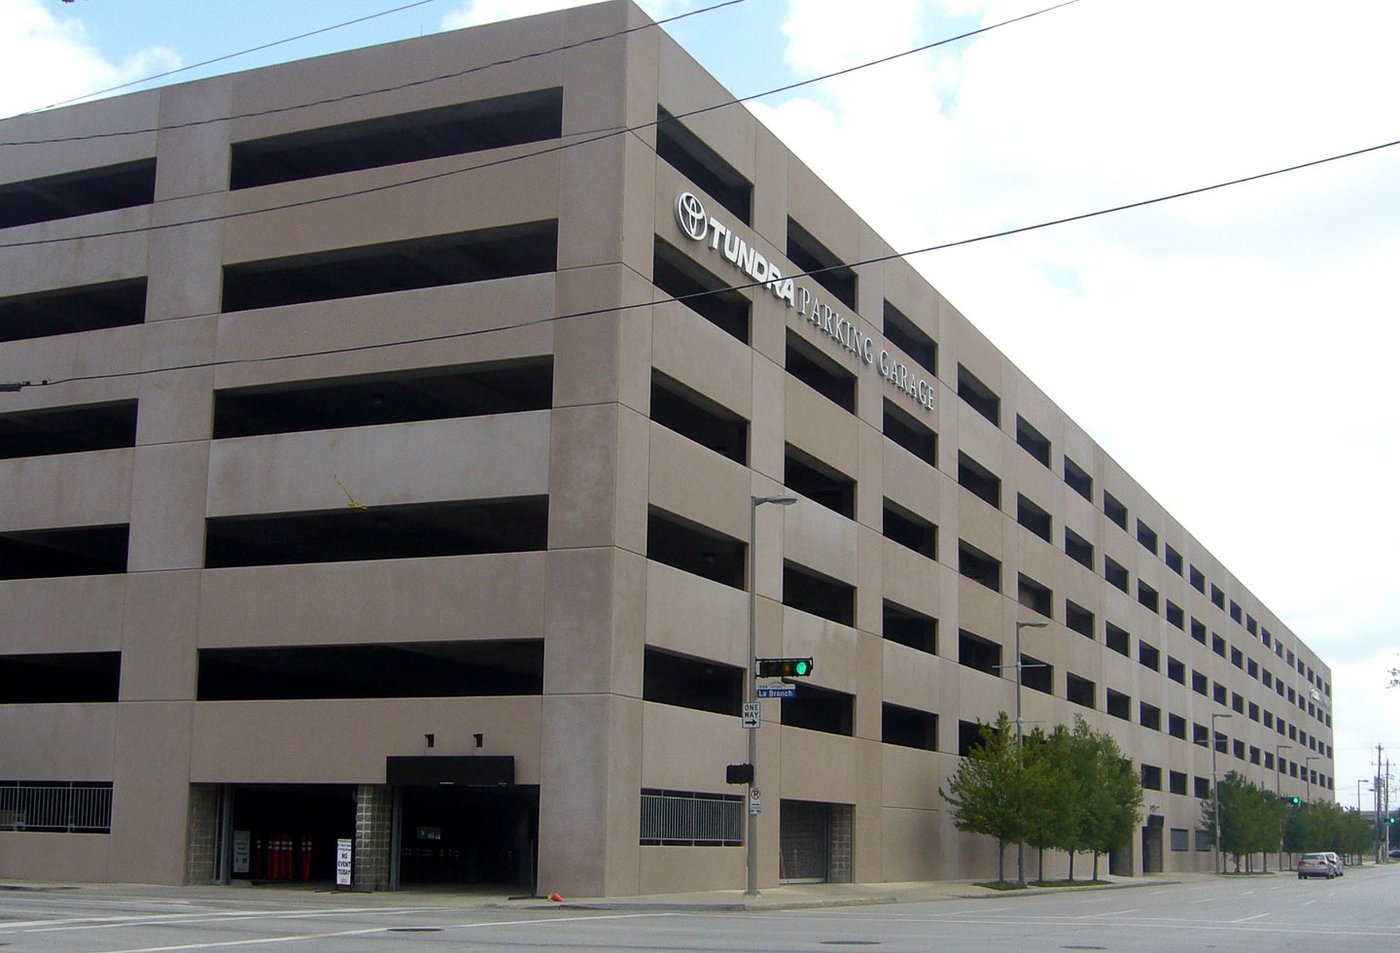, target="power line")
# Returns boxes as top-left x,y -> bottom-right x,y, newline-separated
2,0 -> 752,144
0,0 -> 1078,249
18,0 -> 451,116
12,132 -> 1398,392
